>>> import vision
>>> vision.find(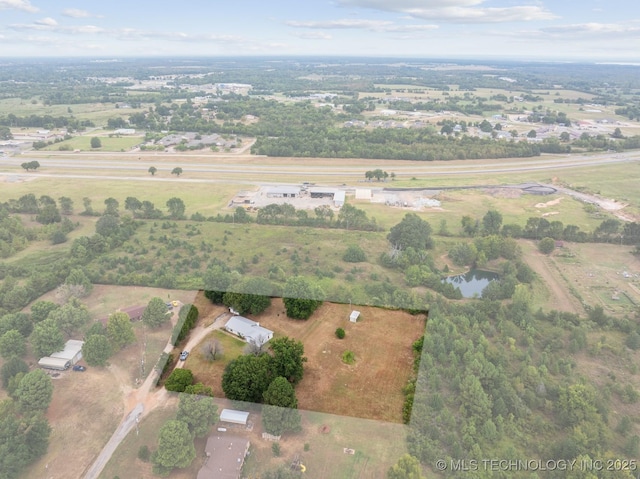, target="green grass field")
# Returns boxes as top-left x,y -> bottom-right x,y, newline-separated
42,135 -> 143,152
